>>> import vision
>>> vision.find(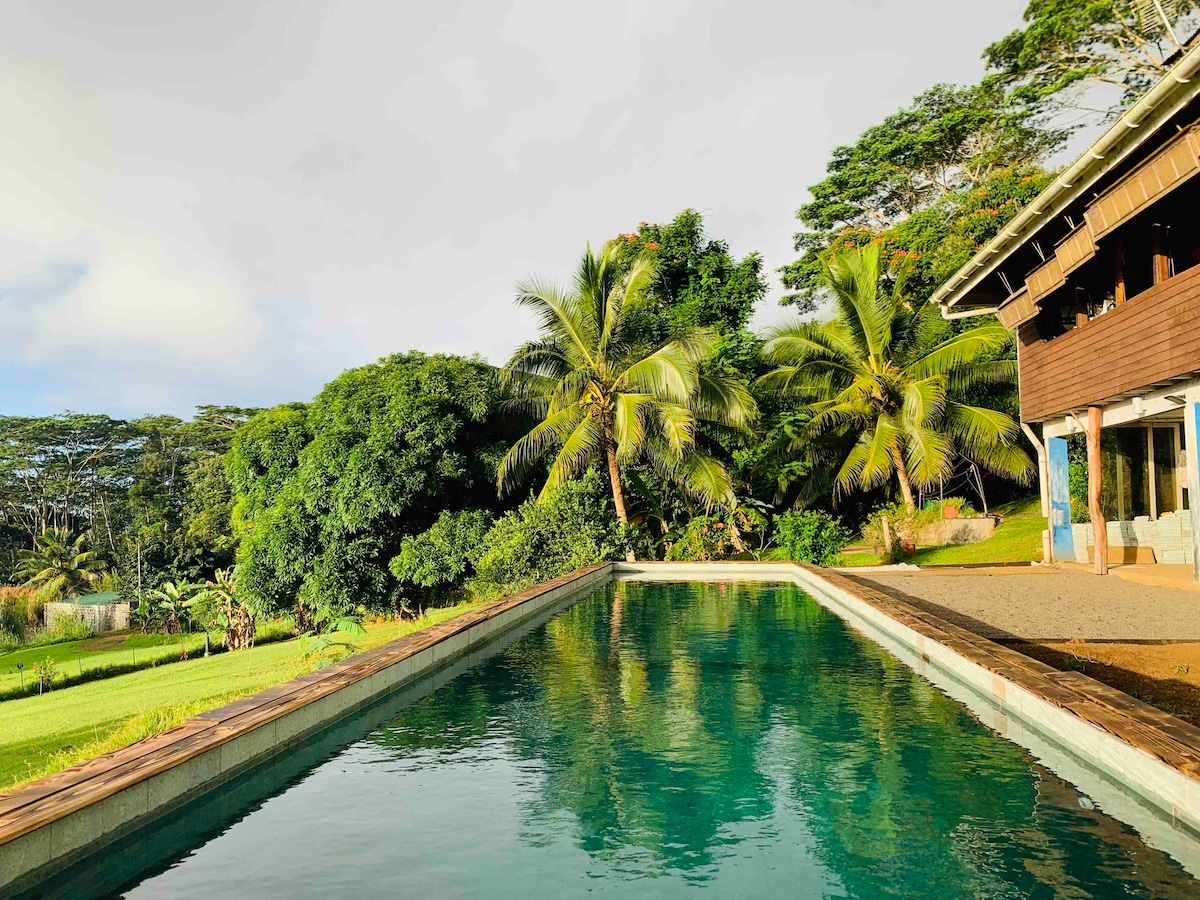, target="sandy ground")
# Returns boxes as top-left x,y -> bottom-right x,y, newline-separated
849,568 -> 1200,641
845,566 -> 1200,725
